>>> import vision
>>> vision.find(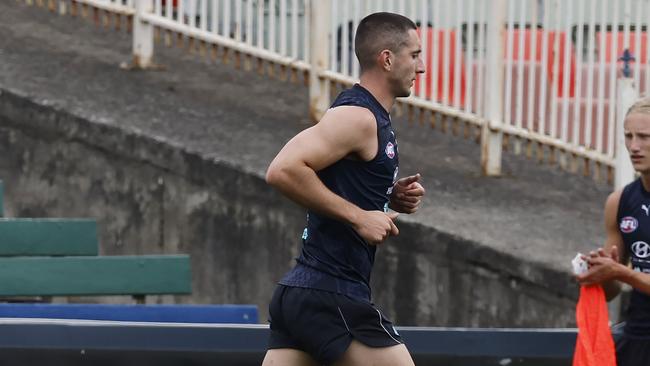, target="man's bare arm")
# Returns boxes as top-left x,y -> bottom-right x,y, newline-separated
266,106 -> 398,244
